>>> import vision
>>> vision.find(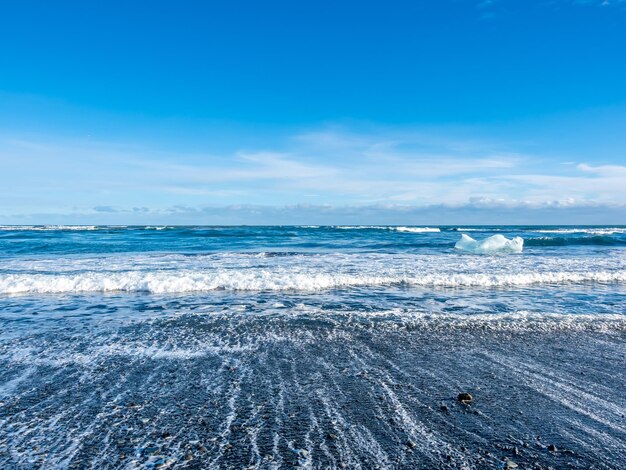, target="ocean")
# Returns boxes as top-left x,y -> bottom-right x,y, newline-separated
1,225 -> 625,469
